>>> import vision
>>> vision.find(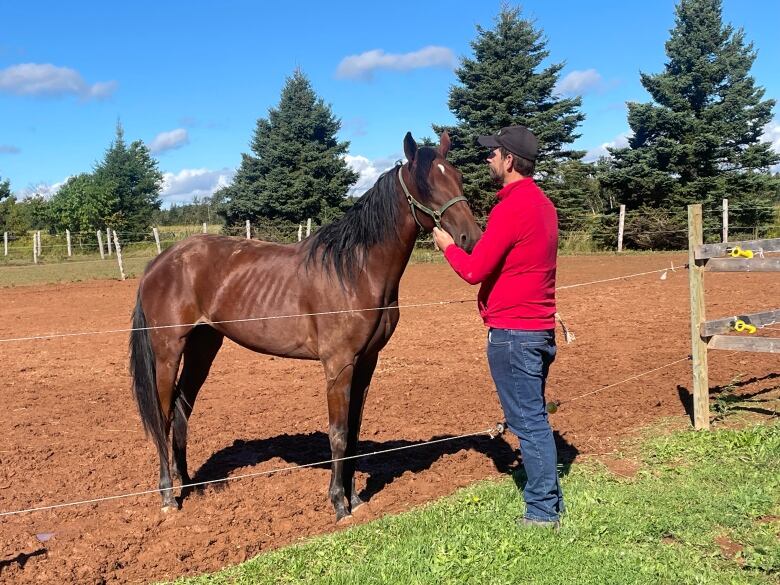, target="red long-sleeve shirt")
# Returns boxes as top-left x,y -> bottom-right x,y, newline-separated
444,177 -> 558,330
